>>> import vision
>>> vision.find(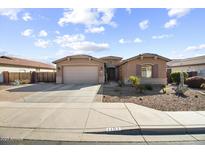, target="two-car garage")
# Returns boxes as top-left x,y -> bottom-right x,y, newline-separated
63,66 -> 98,84
53,55 -> 105,84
